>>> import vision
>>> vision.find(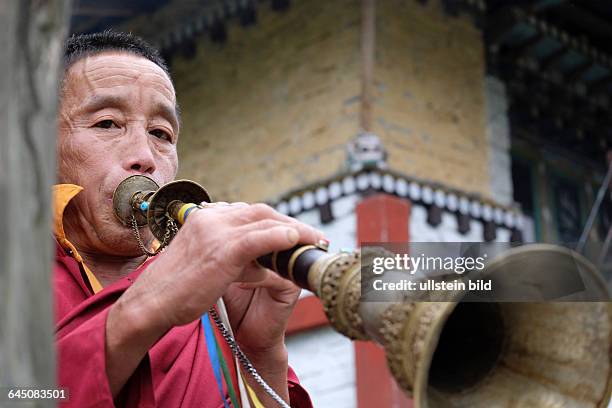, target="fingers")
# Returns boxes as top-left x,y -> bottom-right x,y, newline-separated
194,202 -> 325,244
234,270 -> 301,308
237,262 -> 271,283
237,269 -> 299,292
236,219 -> 321,245
198,201 -> 249,211
226,203 -> 324,237
247,205 -> 325,242
188,201 -> 325,270
227,224 -> 300,267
